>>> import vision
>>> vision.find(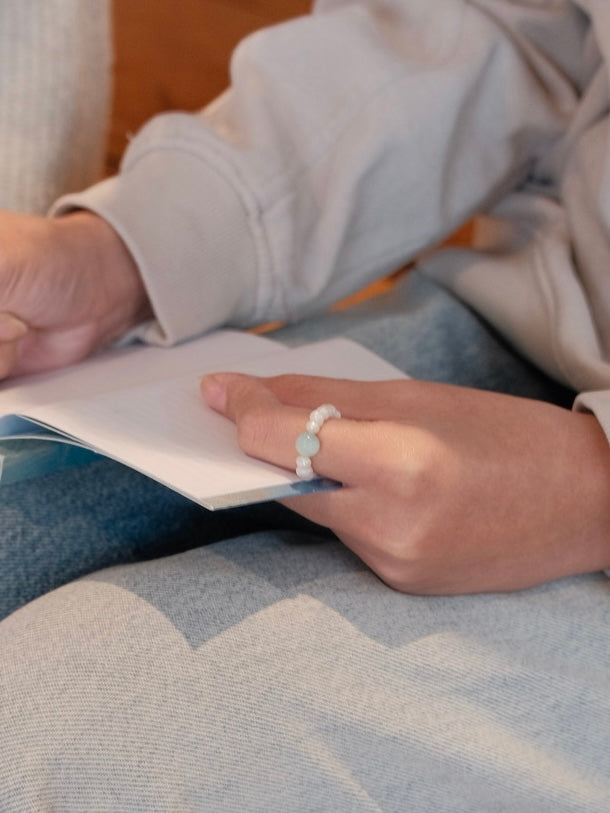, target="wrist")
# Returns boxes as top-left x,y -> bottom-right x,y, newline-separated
55,211 -> 153,346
